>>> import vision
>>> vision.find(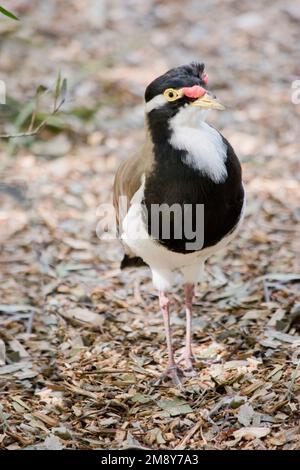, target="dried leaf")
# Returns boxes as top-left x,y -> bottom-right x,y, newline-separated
158,398 -> 193,417
237,403 -> 254,427
99,417 -> 118,427
32,412 -> 59,427
233,427 -> 270,440
147,427 -> 166,444
9,340 -> 29,358
43,435 -> 64,450
131,393 -> 152,404
0,304 -> 37,314
0,339 -> 6,365
266,330 -> 300,345
0,362 -> 32,375
122,431 -> 149,450
259,274 -> 300,283
60,307 -> 104,328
